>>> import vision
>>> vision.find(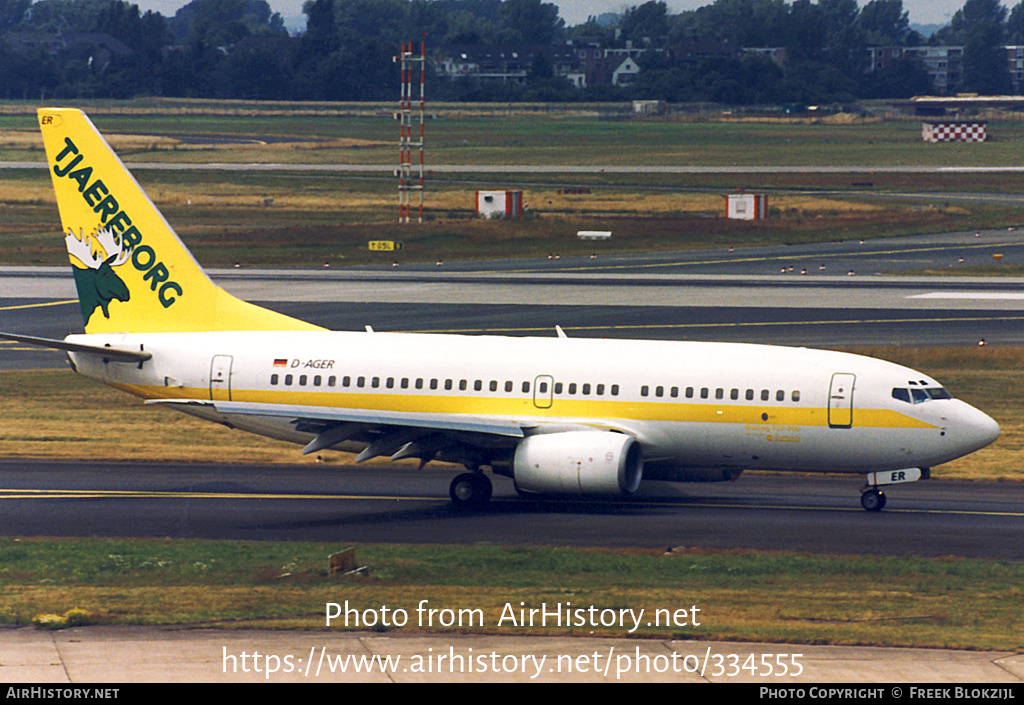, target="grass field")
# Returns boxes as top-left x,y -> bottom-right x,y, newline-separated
5,100 -> 1024,267
2,538 -> 1022,650
1,168 -> 1020,267
6,100 -> 1024,168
